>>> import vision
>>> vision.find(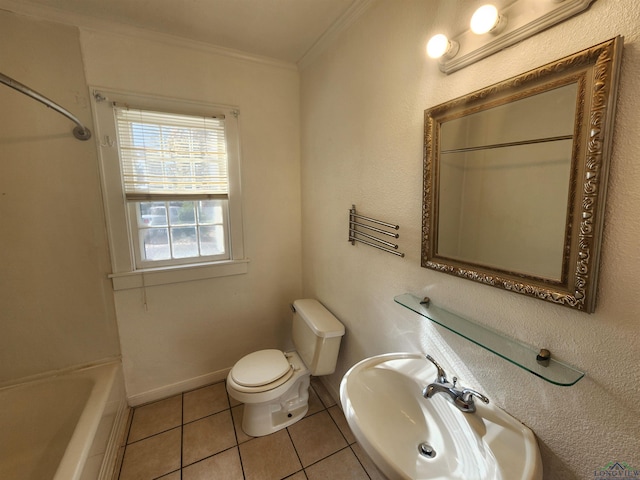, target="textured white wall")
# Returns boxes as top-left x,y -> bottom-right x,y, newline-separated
300,1 -> 640,478
3,2 -> 638,476
0,11 -> 120,384
80,29 -> 302,402
0,5 -> 300,404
